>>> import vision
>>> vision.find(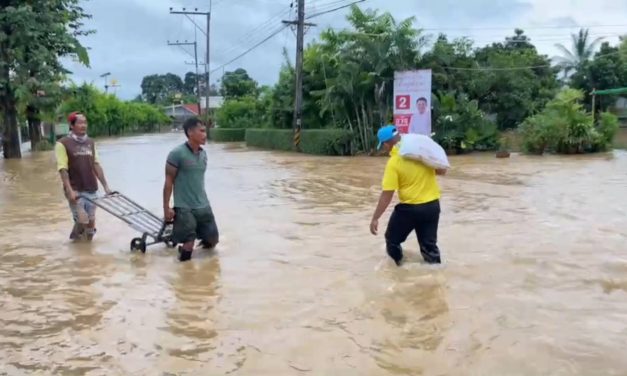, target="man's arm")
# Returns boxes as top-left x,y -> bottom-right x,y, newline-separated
55,142 -> 76,202
370,190 -> 395,235
94,163 -> 111,194
92,144 -> 111,194
163,163 -> 178,221
370,161 -> 398,235
436,168 -> 447,176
